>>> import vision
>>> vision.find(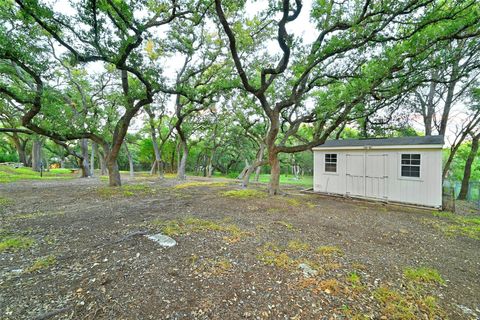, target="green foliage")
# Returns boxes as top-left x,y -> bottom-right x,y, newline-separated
0,235 -> 35,252
403,267 -> 445,284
